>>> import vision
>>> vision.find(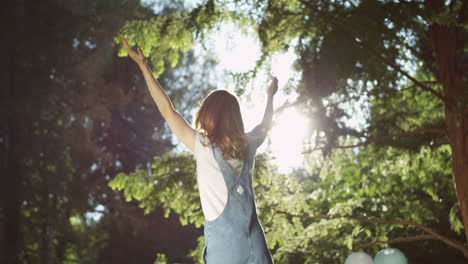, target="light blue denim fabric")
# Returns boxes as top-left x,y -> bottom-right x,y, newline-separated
202,133 -> 274,264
